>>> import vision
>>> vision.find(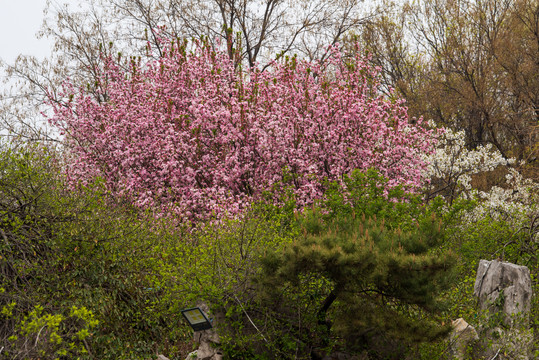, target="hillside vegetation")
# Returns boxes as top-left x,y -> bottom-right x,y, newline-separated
1,0 -> 538,359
